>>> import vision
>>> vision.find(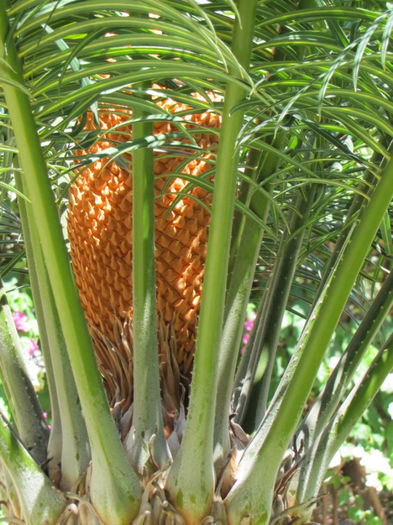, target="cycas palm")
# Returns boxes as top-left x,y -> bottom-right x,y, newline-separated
0,1 -> 393,524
